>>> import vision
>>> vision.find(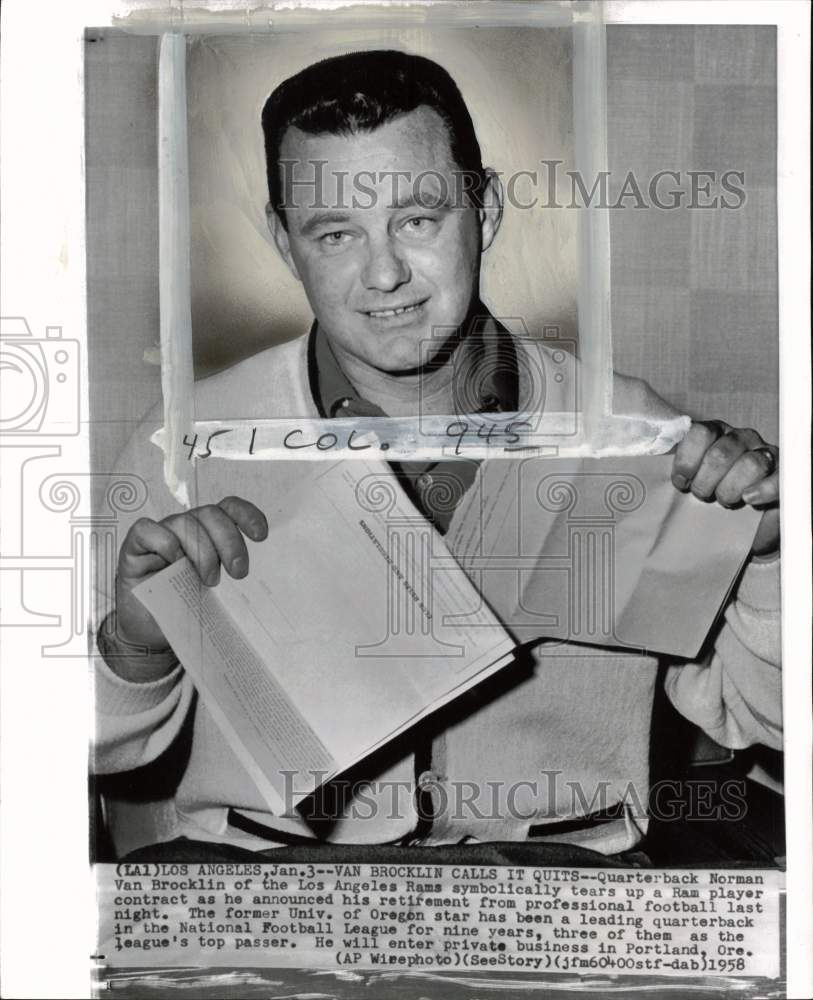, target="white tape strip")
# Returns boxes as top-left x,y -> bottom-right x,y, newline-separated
151,412 -> 691,469
158,33 -> 195,508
